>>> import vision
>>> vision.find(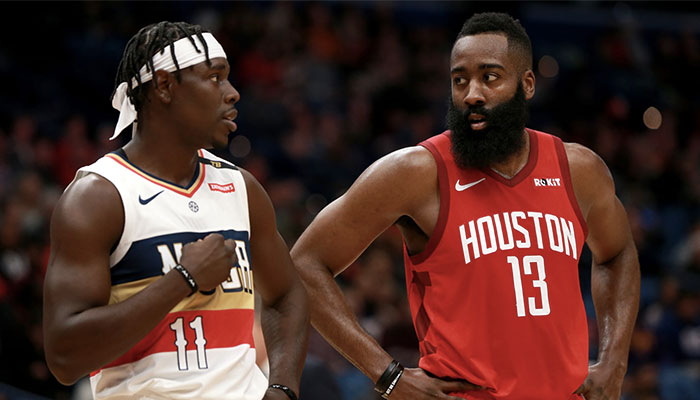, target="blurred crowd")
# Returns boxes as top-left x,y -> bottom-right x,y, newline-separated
0,2 -> 698,399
